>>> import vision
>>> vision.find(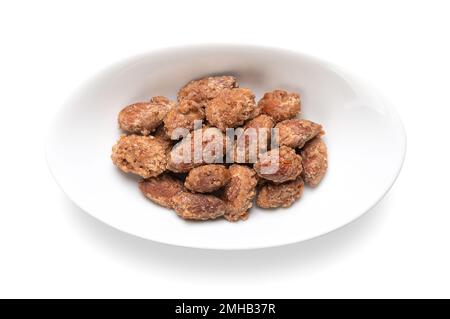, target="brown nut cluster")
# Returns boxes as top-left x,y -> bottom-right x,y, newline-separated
139,174 -> 184,208
205,88 -> 258,131
111,75 -> 328,222
244,114 -> 275,131
167,127 -> 228,173
221,164 -> 258,221
300,137 -> 328,187
258,90 -> 301,122
111,135 -> 167,178
172,191 -> 226,220
256,177 -> 304,208
185,164 -> 230,193
178,75 -> 238,107
163,99 -> 205,138
118,96 -> 176,135
275,119 -> 324,149
254,146 -> 303,183
233,114 -> 275,163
